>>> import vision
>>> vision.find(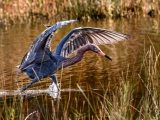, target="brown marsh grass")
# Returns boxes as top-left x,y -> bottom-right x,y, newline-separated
0,0 -> 160,25
0,41 -> 160,119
